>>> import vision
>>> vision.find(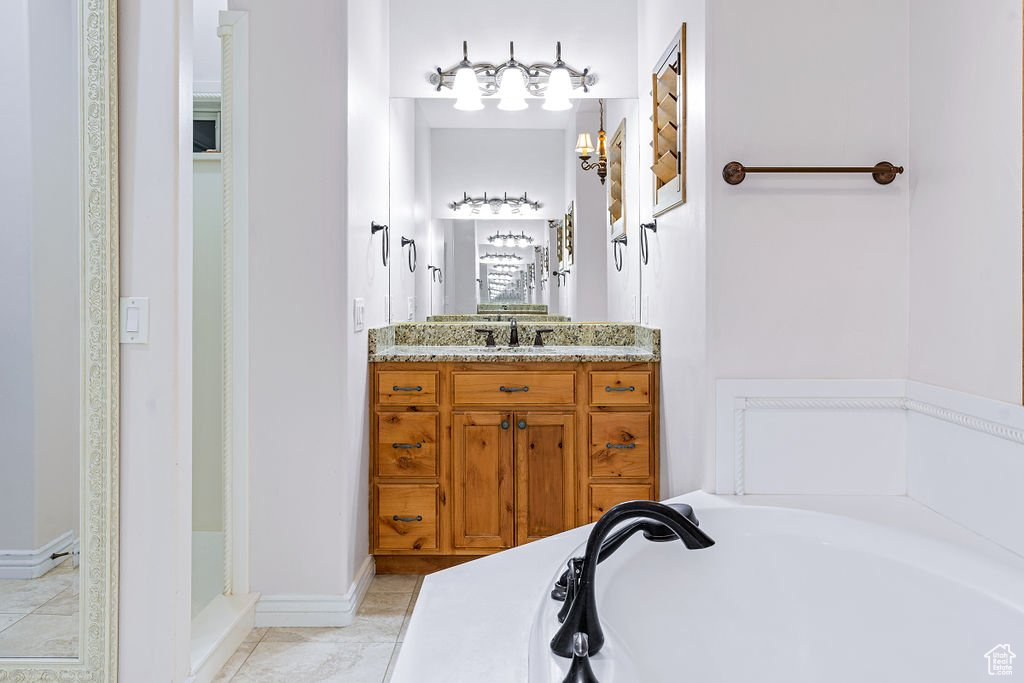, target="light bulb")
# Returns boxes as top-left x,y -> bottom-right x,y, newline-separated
543,66 -> 572,111
497,67 -> 528,111
453,66 -> 483,111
